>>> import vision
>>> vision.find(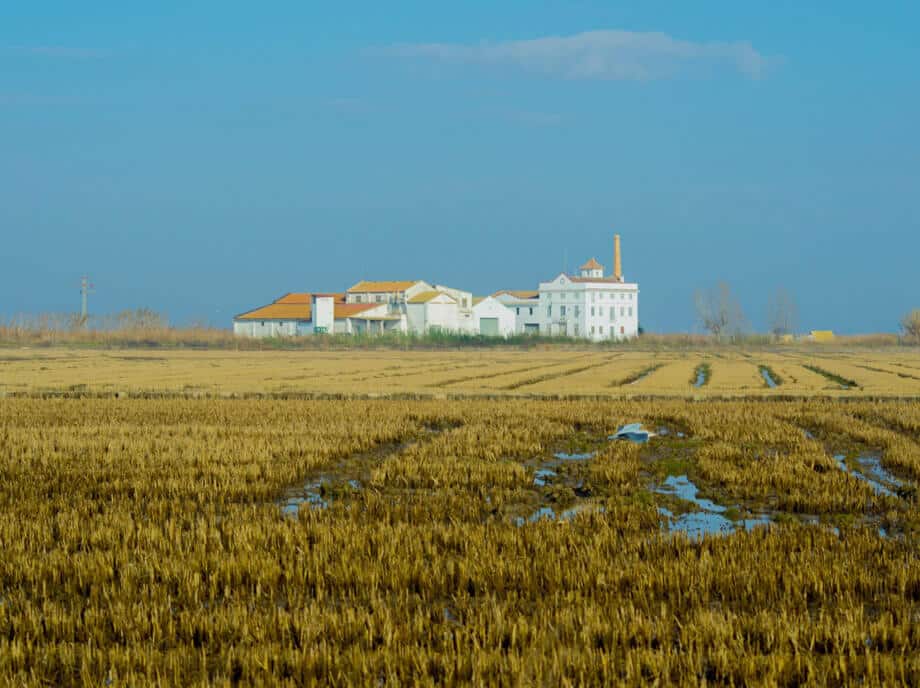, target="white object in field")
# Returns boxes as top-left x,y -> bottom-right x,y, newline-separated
610,423 -> 655,443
